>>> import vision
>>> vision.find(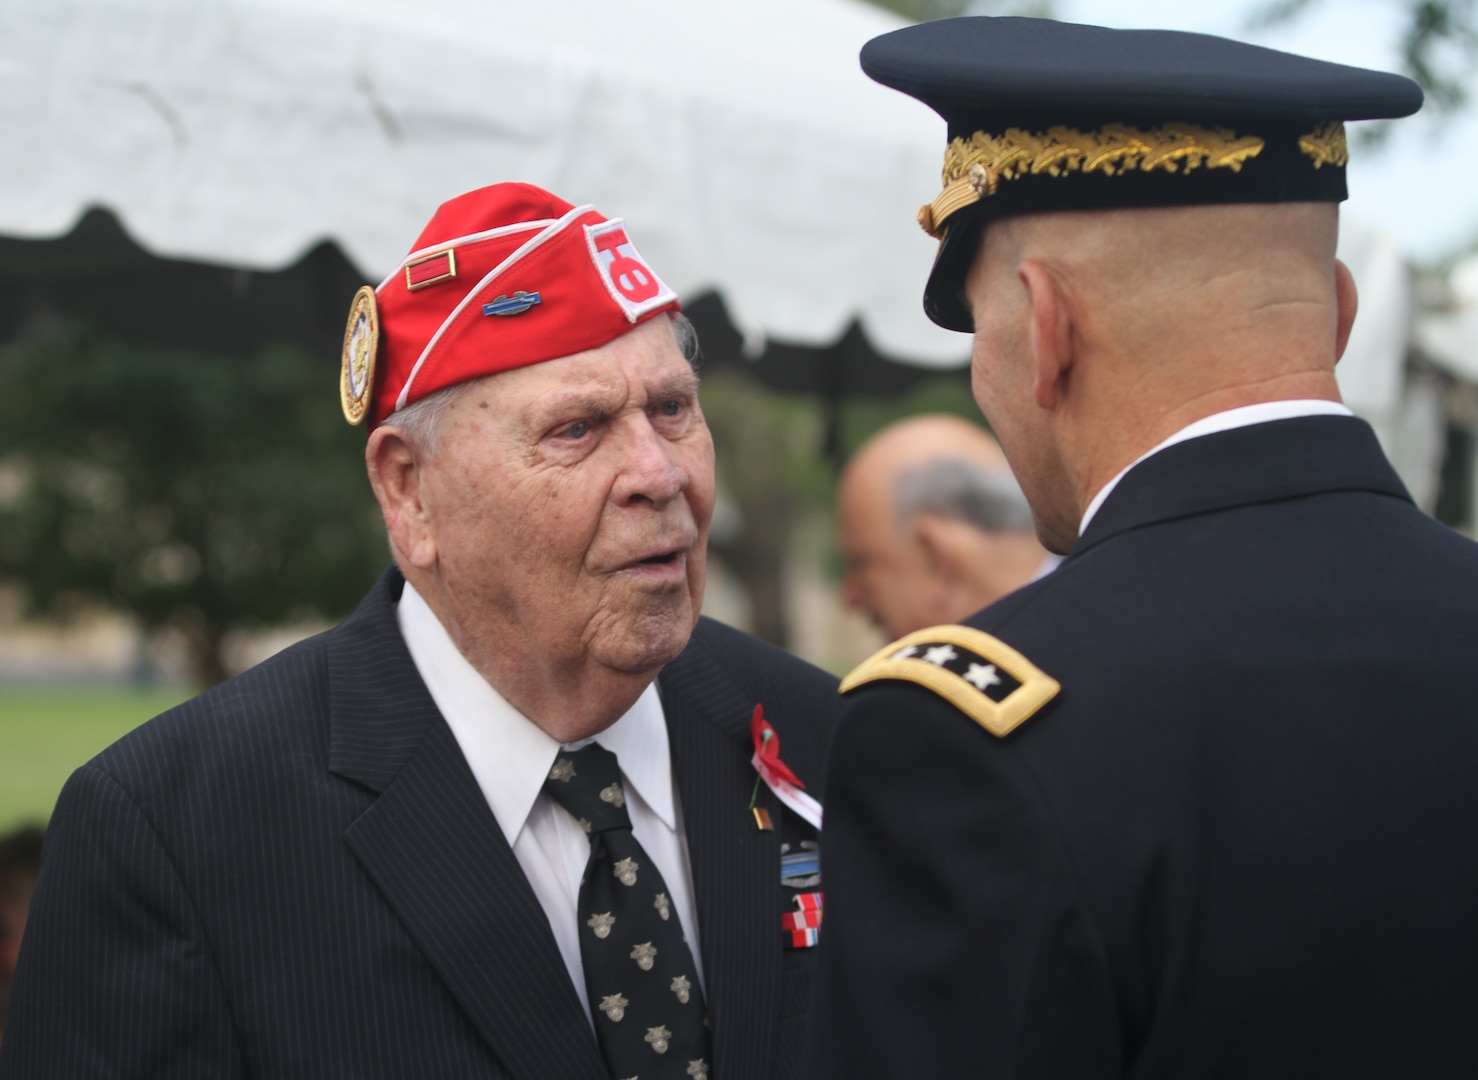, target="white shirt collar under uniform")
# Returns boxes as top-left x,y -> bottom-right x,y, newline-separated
1077,400 -> 1356,538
